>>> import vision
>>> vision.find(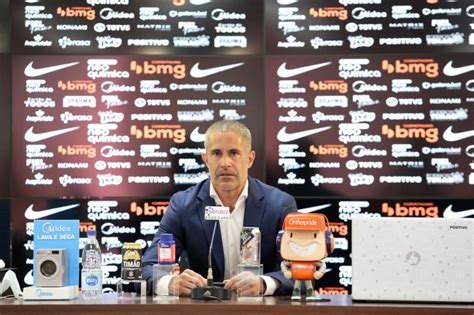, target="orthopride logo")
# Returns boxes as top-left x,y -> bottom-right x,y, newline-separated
57,7 -> 96,20
130,124 -> 186,143
130,60 -> 186,79
130,201 -> 168,216
382,124 -> 438,143
382,202 -> 439,218
382,59 -> 439,78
